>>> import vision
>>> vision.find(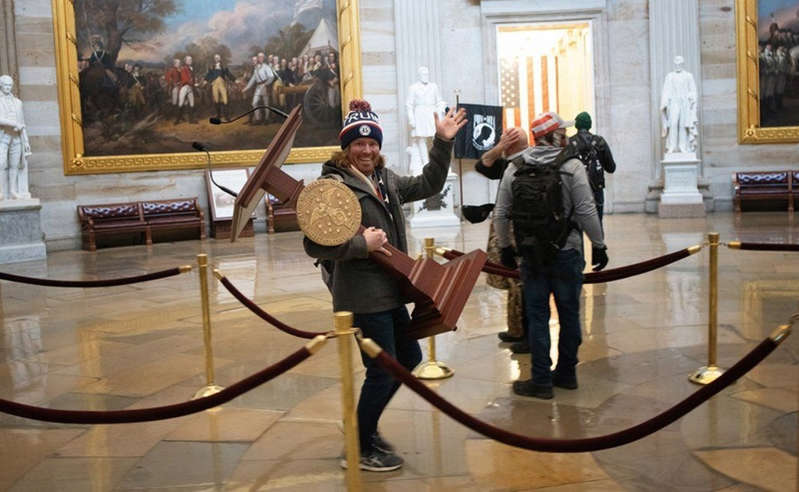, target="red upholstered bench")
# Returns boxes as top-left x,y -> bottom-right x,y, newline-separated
793,172 -> 799,207
141,197 -> 206,241
733,171 -> 794,213
77,202 -> 151,251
